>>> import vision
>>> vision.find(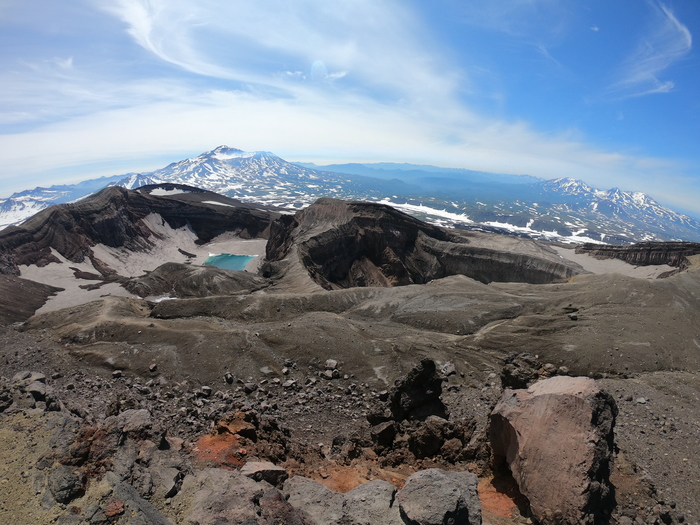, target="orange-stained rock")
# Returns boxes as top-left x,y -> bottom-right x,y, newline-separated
489,376 -> 617,525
